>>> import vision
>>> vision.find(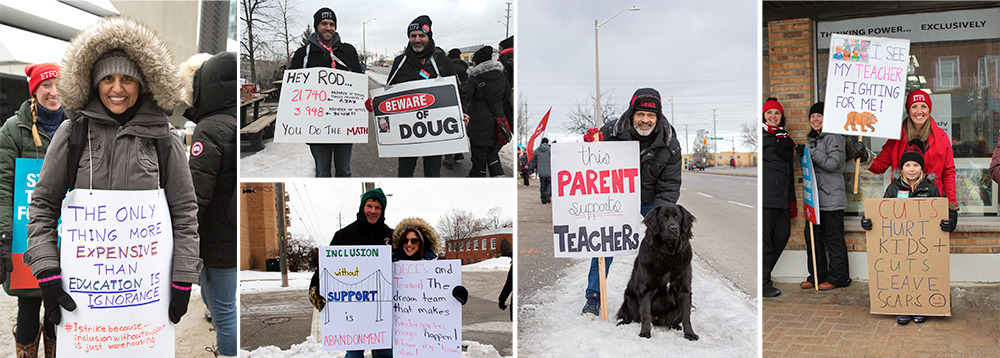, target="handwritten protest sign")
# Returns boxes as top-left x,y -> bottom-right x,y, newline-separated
865,198 -> 950,316
11,158 -> 43,289
392,260 -> 462,357
58,190 -> 174,356
371,76 -> 469,157
319,245 -> 392,351
822,34 -> 910,139
800,148 -> 820,226
274,67 -> 369,143
551,142 -> 642,258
